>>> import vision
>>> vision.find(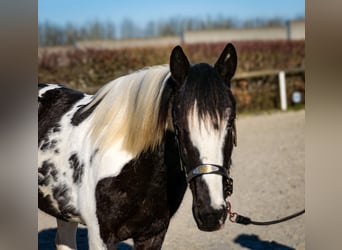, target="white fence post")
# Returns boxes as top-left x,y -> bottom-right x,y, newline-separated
278,71 -> 287,111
